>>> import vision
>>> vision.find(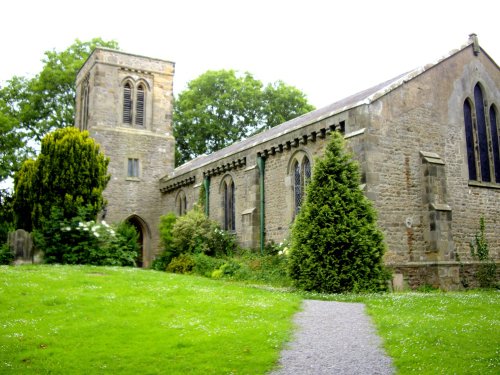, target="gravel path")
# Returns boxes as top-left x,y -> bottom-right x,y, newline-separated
269,300 -> 395,375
